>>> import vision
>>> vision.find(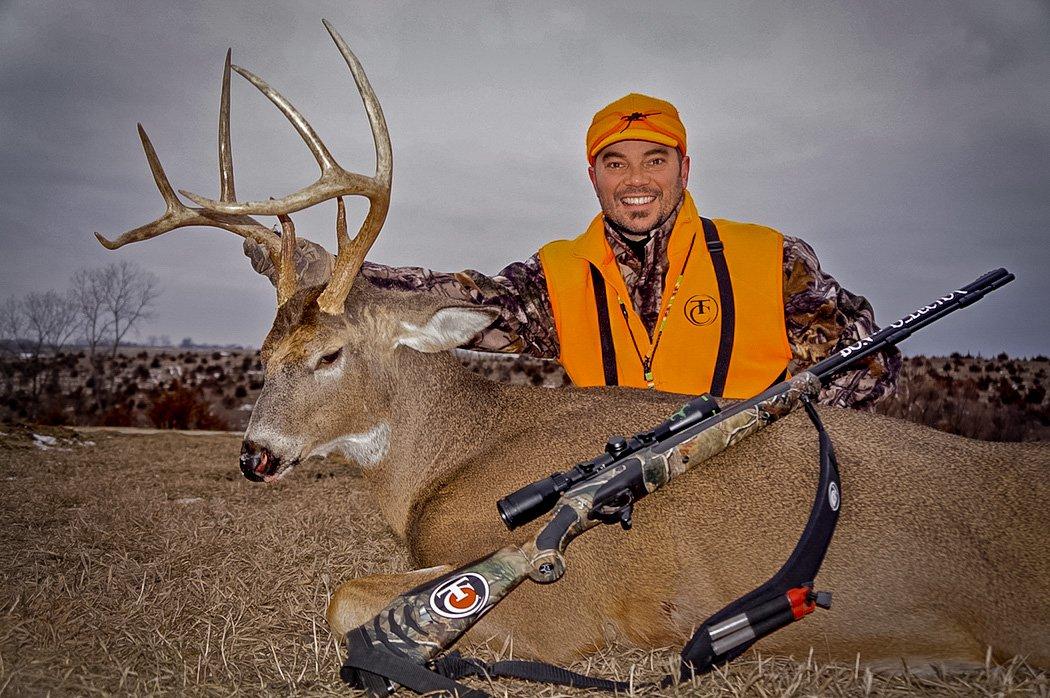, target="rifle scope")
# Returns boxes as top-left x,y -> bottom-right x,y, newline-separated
497,394 -> 721,529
